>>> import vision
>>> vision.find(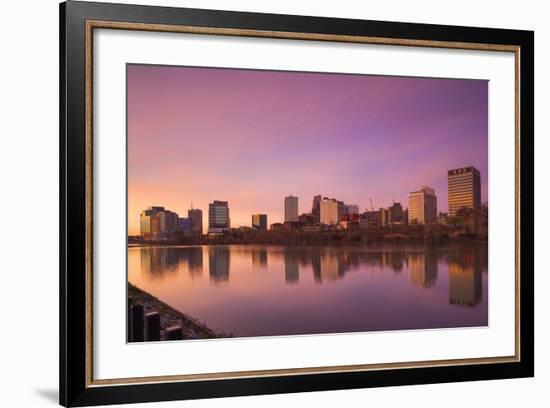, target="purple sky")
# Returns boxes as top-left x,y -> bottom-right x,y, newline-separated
127,64 -> 488,234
